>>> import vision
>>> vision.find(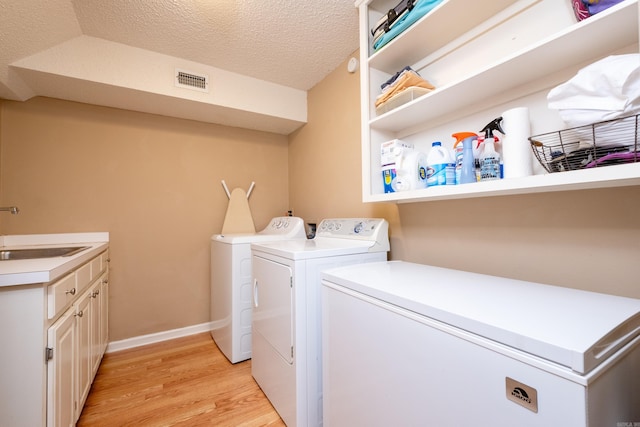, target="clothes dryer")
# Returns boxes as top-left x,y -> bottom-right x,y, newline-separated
210,216 -> 306,363
250,218 -> 389,427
